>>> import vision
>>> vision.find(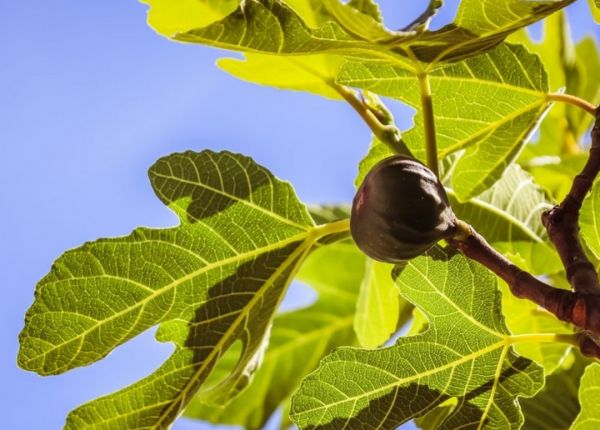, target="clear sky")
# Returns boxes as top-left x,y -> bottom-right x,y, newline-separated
1,1 -> 598,429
